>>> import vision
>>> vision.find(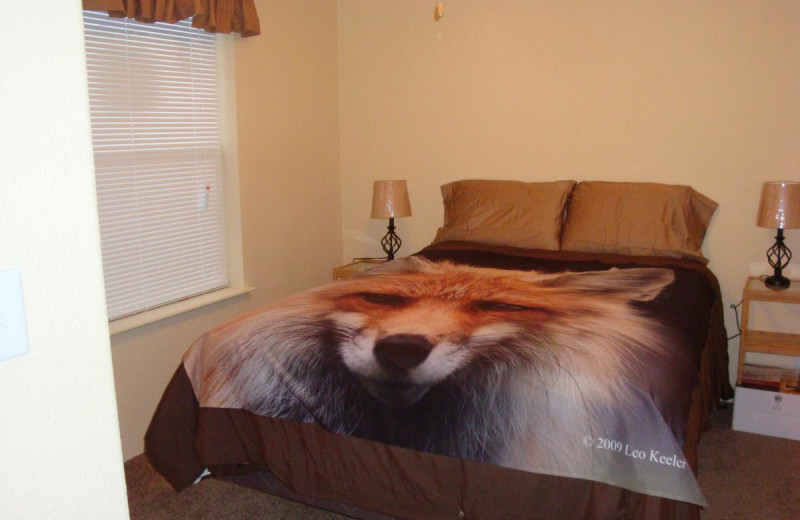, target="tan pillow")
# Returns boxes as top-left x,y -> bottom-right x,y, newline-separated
561,181 -> 718,264
432,179 -> 577,251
